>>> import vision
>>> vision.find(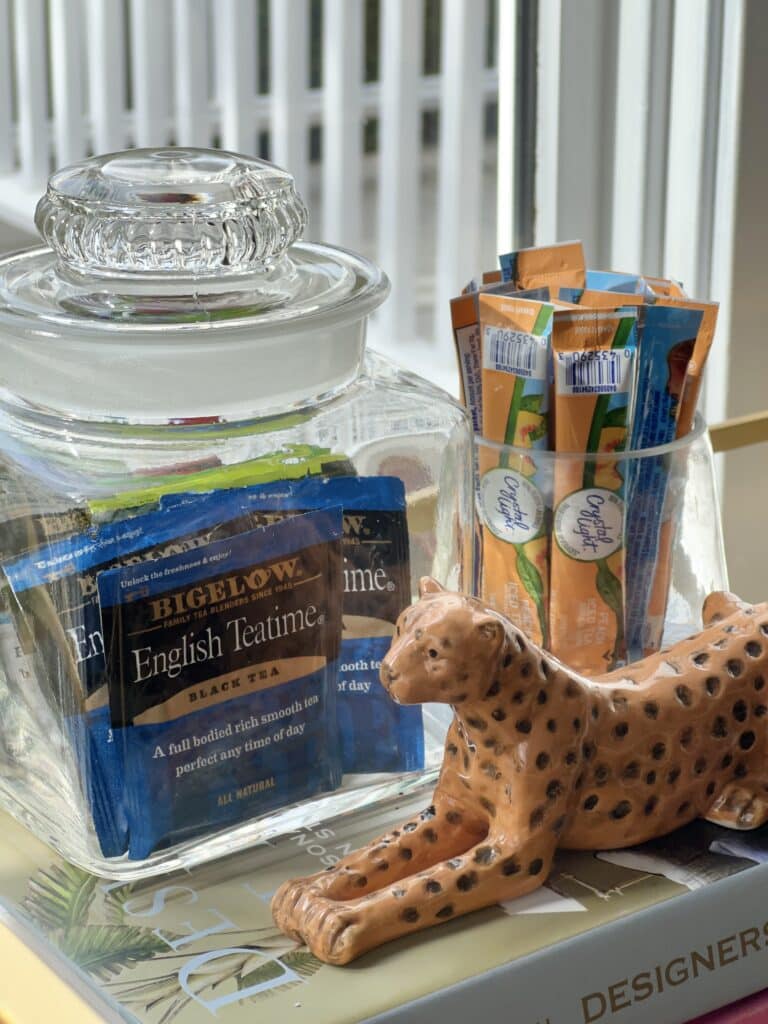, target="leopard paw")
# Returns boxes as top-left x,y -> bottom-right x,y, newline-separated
705,783 -> 768,830
271,877 -> 323,939
301,899 -> 363,966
